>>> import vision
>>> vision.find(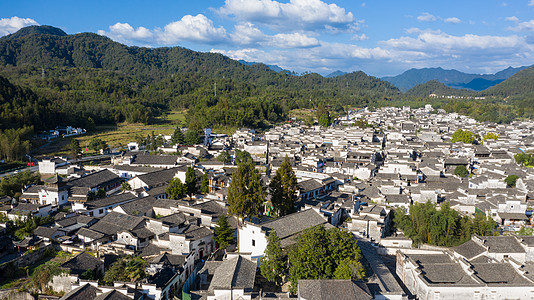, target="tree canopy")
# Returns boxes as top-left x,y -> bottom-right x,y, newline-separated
214,214 -> 235,251
260,231 -> 285,285
185,166 -> 197,199
227,161 -> 266,218
451,128 -> 475,144
454,165 -> 469,178
166,177 -> 184,200
288,225 -> 365,293
269,156 -> 298,217
394,201 -> 496,247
